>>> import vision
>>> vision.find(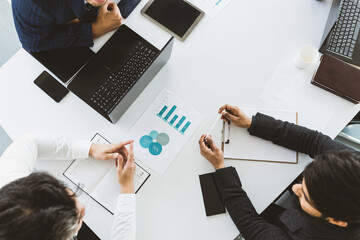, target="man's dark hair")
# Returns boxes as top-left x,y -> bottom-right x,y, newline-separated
0,172 -> 78,240
304,149 -> 360,236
